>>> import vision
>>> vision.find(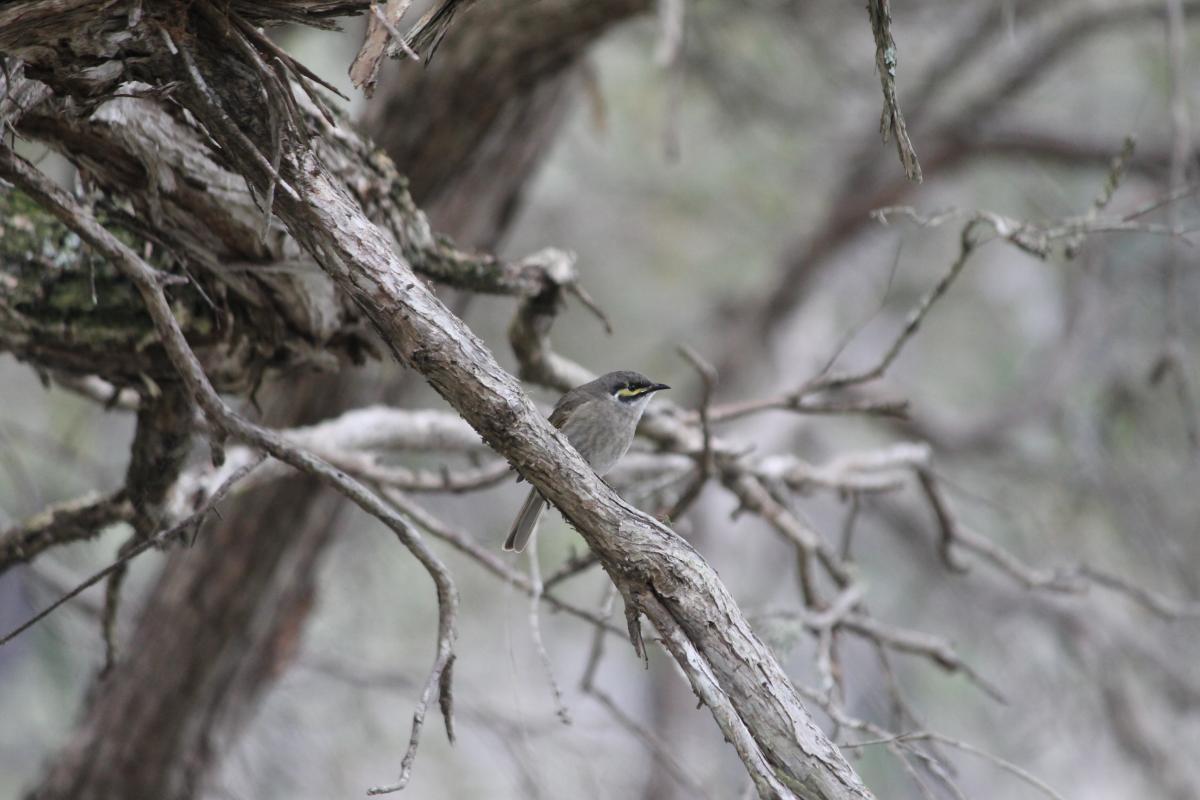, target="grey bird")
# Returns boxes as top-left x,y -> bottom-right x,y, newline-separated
503,370 -> 670,553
